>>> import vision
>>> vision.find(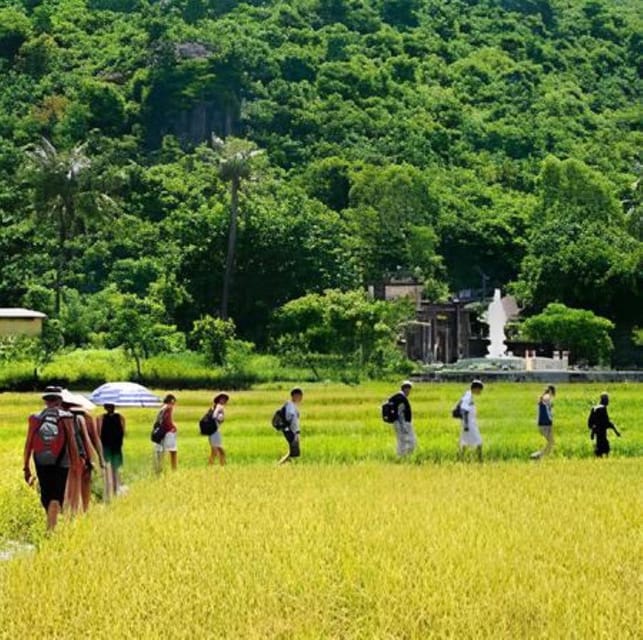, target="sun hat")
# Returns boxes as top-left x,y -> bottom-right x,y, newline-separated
41,385 -> 63,400
213,392 -> 230,404
401,380 -> 413,389
61,389 -> 96,411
